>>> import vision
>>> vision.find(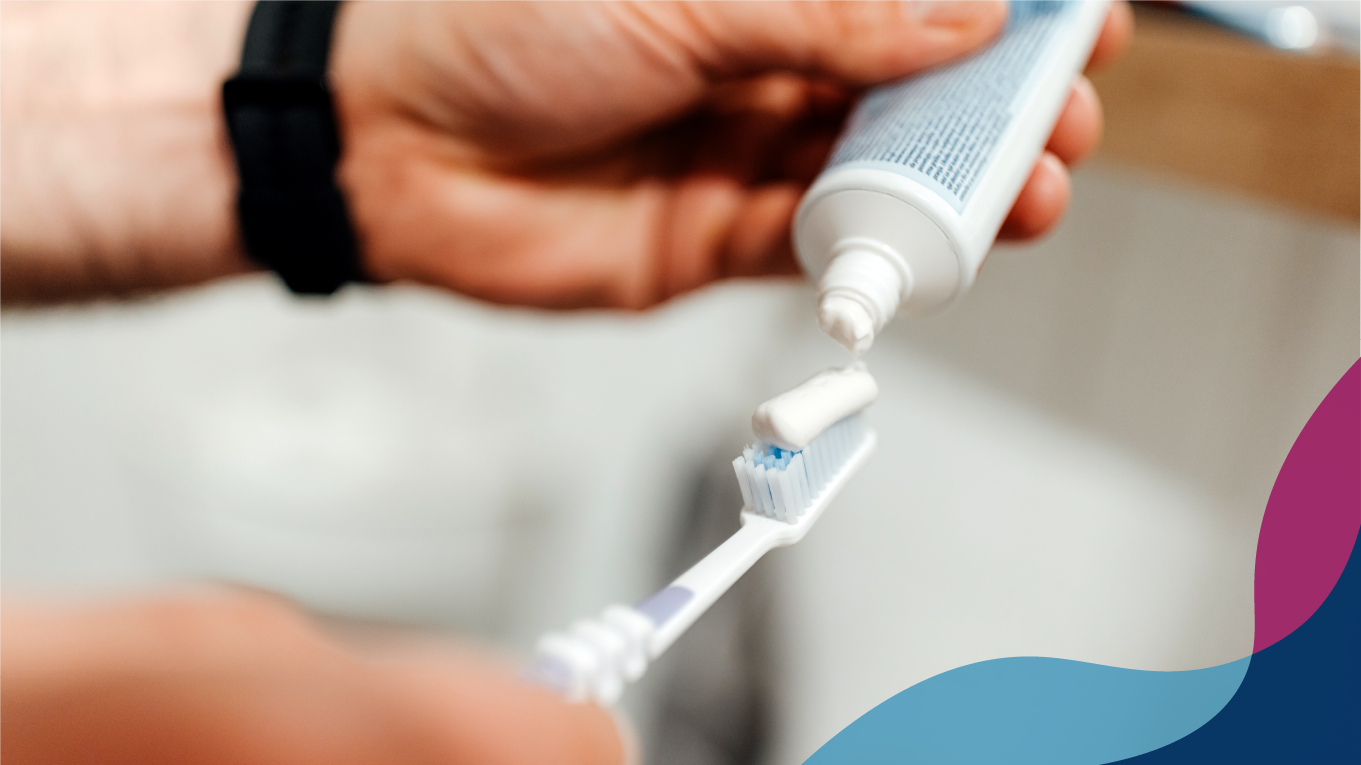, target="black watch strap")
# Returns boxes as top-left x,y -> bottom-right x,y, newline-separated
222,0 -> 362,295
